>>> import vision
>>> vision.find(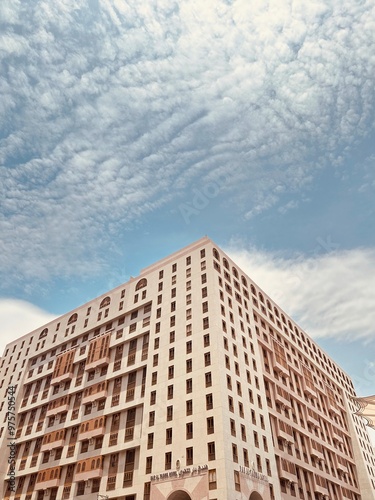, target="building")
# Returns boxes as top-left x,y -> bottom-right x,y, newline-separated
0,236 -> 375,500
